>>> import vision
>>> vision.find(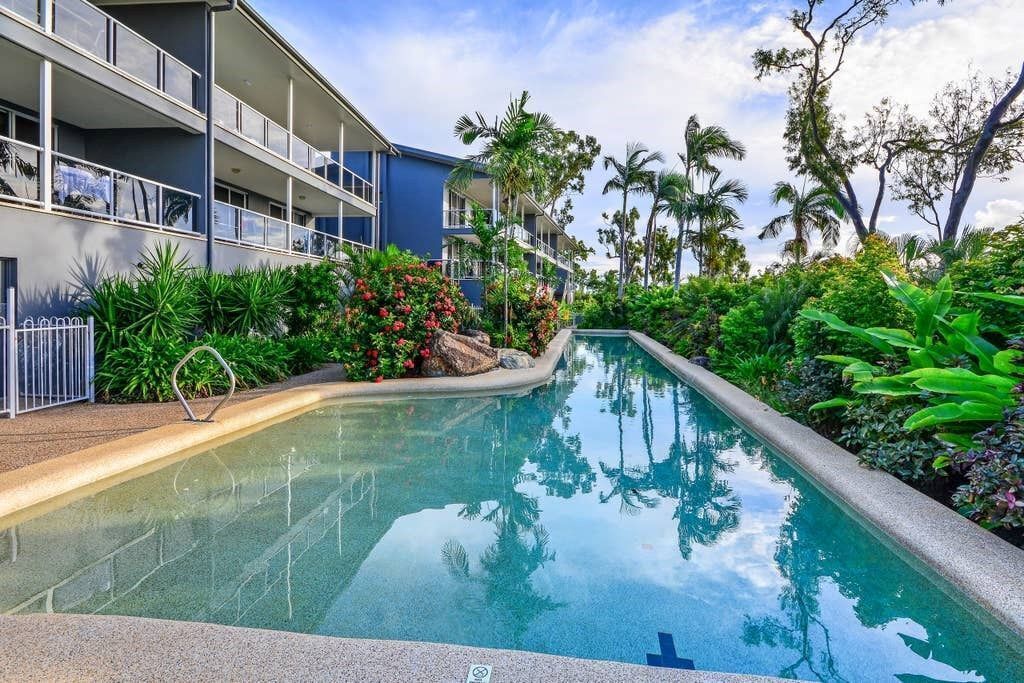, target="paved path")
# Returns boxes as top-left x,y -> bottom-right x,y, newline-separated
0,365 -> 345,472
